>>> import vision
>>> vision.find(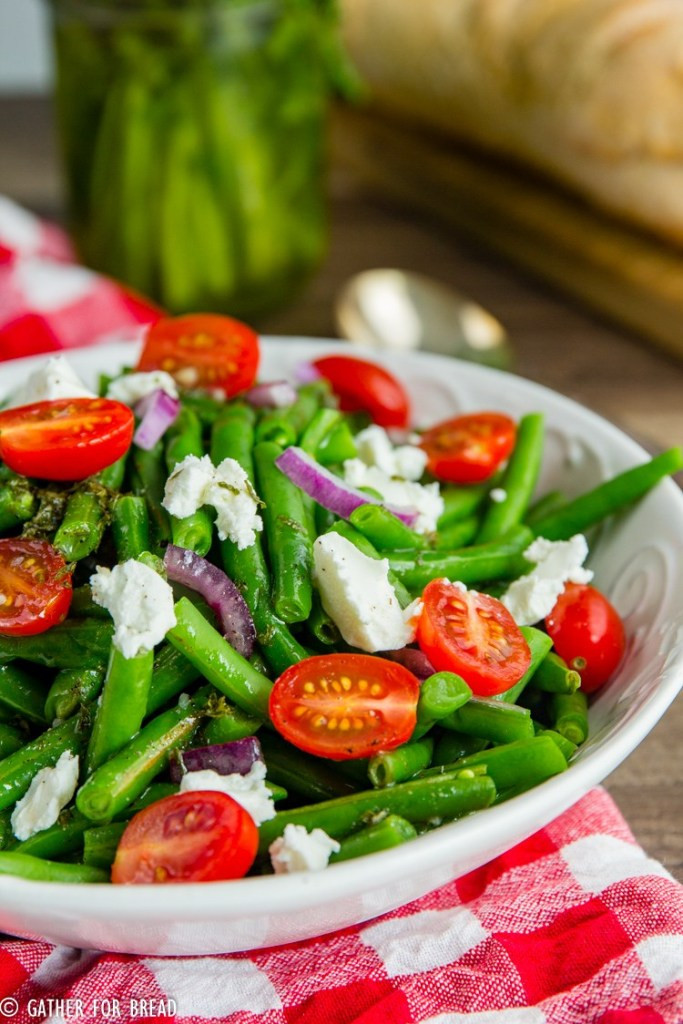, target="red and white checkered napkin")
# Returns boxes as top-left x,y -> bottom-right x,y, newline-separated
1,789 -> 682,1024
0,196 -> 159,360
0,198 -> 682,1023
